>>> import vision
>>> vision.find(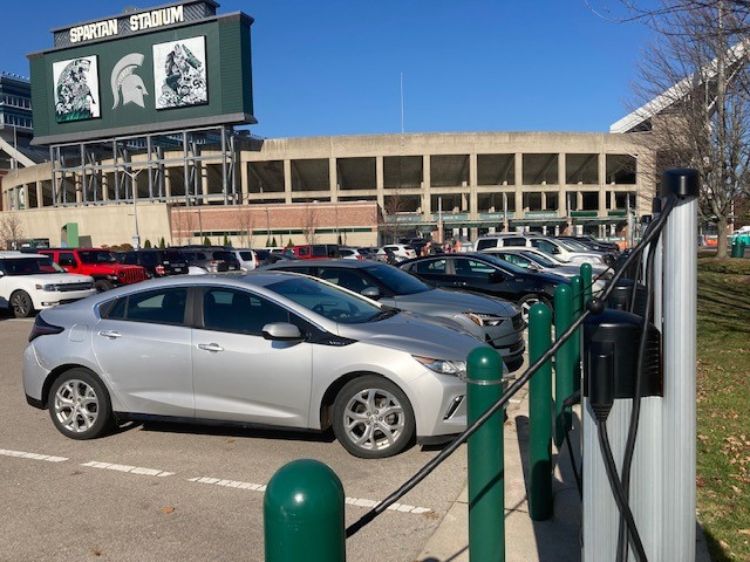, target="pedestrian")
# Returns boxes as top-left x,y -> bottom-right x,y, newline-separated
453,239 -> 462,253
421,241 -> 432,257
443,240 -> 452,253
